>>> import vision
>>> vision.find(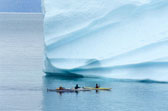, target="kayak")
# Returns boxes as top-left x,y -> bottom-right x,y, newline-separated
47,88 -> 91,92
83,87 -> 112,90
47,89 -> 74,92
